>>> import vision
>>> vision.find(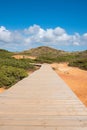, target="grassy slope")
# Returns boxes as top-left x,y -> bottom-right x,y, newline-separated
20,46 -> 67,57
